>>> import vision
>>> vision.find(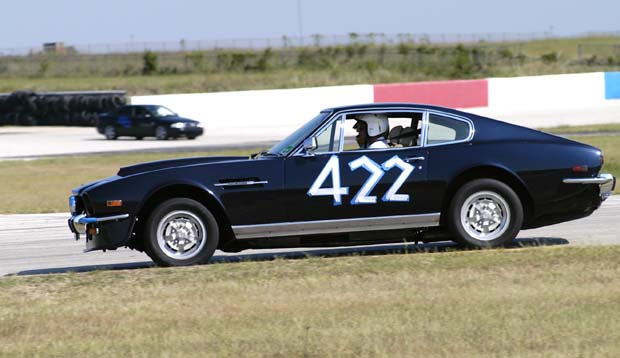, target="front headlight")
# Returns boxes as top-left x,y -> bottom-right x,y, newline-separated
171,122 -> 187,129
69,196 -> 77,214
